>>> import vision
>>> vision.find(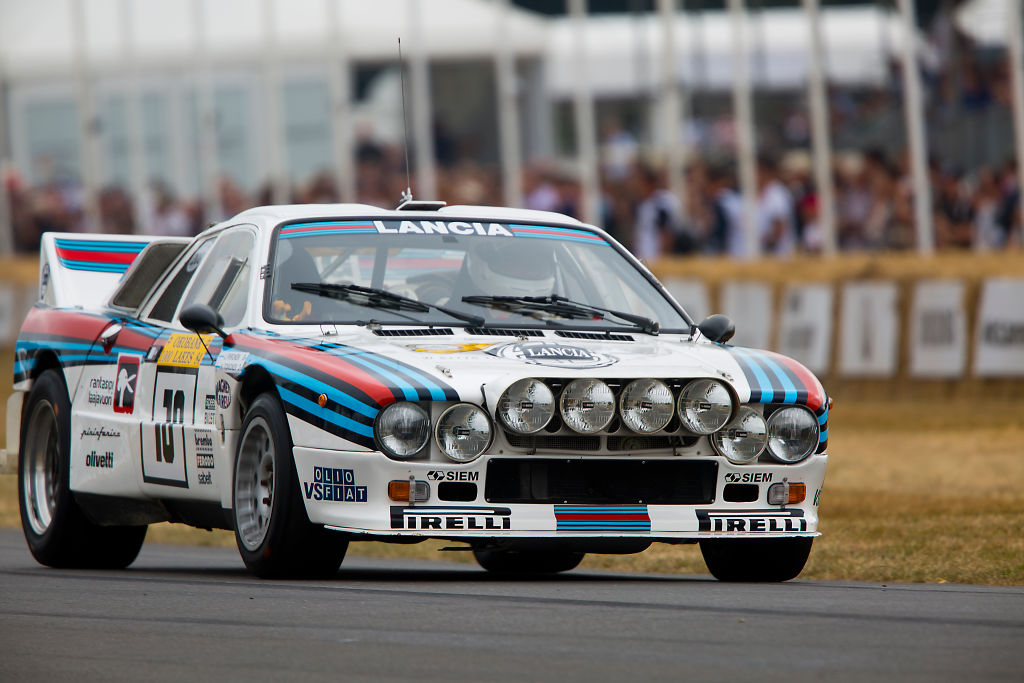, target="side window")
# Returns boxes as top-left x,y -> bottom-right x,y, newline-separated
180,229 -> 256,328
148,238 -> 215,322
